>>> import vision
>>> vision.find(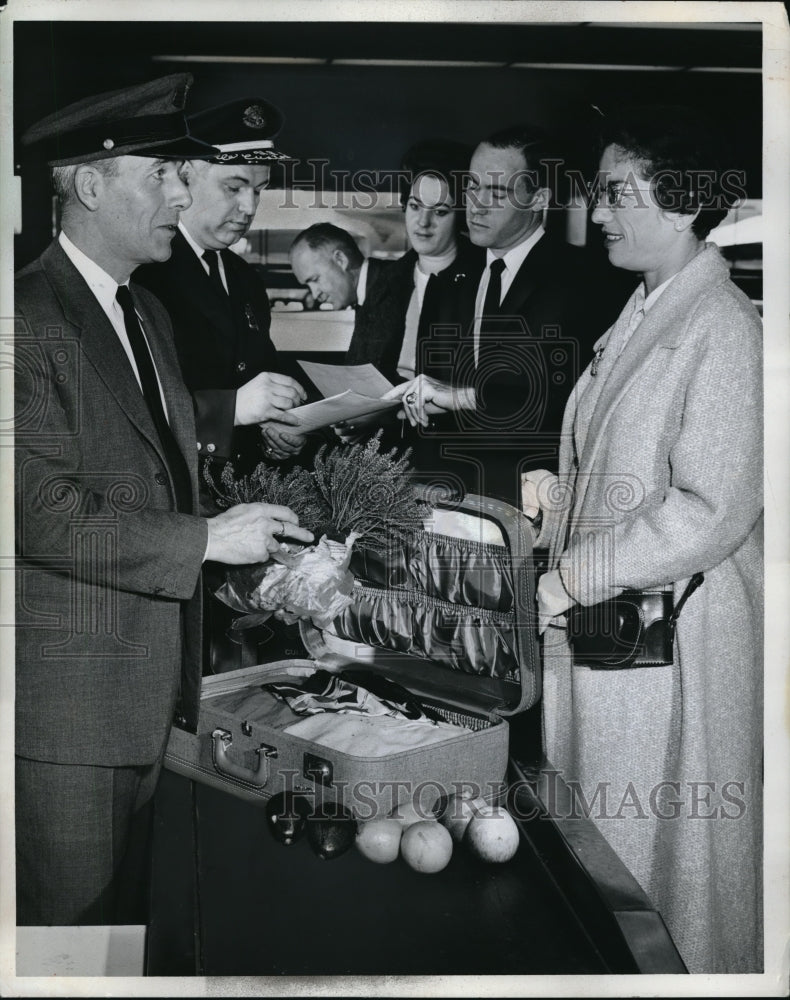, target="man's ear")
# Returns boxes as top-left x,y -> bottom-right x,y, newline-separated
527,186 -> 552,212
73,165 -> 104,212
332,248 -> 350,271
